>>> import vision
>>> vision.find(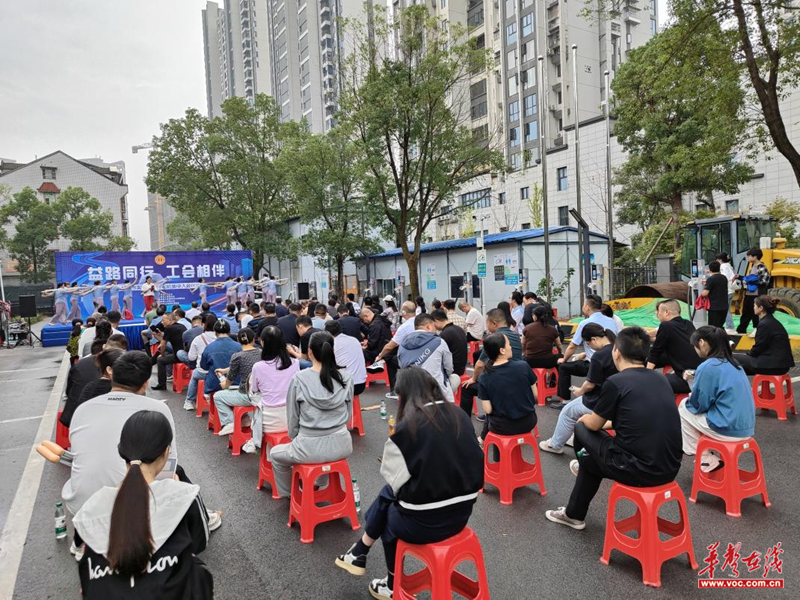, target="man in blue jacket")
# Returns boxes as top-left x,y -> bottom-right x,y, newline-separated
398,314 -> 454,402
